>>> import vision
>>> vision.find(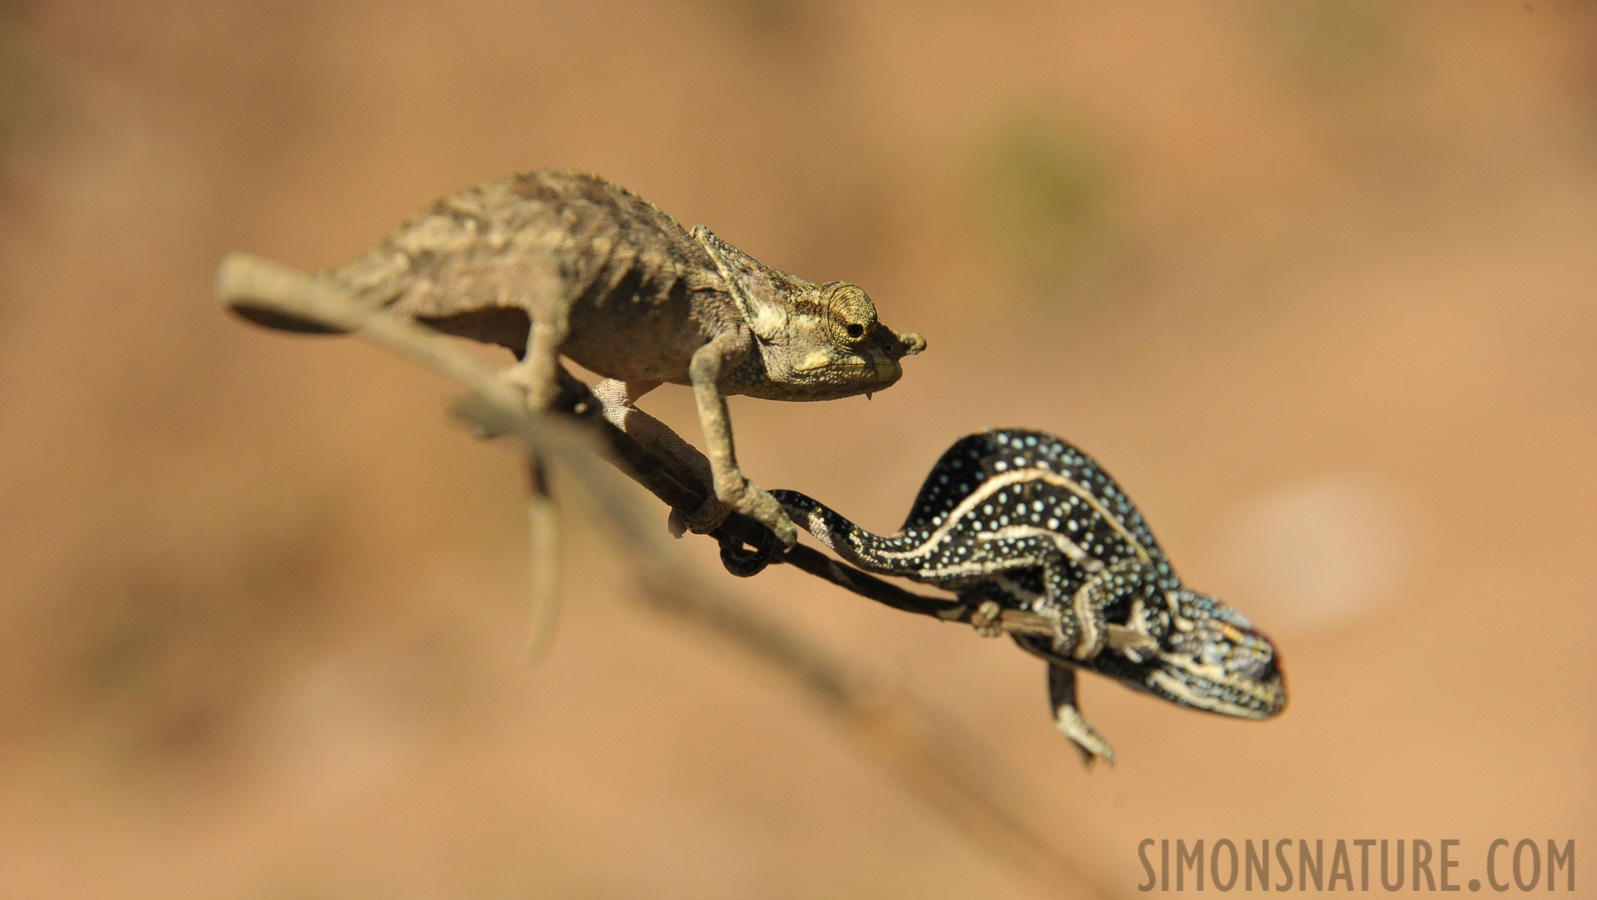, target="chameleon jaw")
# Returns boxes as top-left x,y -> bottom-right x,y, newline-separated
747,349 -> 907,400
